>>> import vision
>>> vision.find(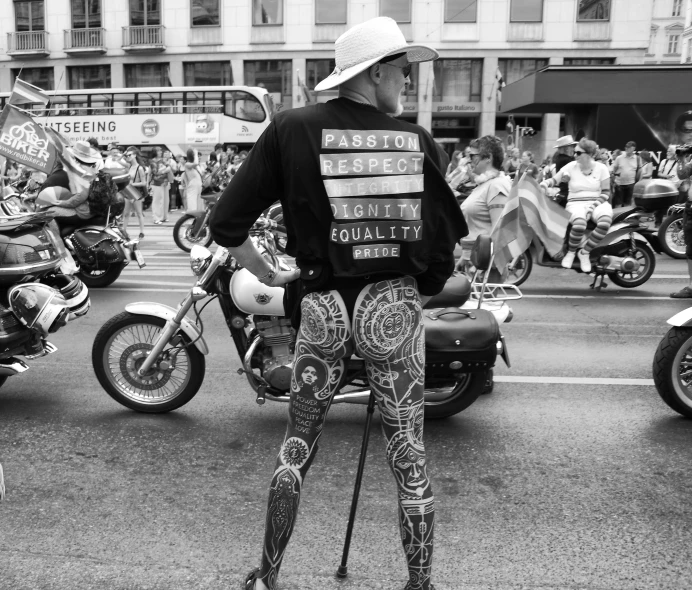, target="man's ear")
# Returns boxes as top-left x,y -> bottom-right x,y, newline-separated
368,63 -> 383,85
